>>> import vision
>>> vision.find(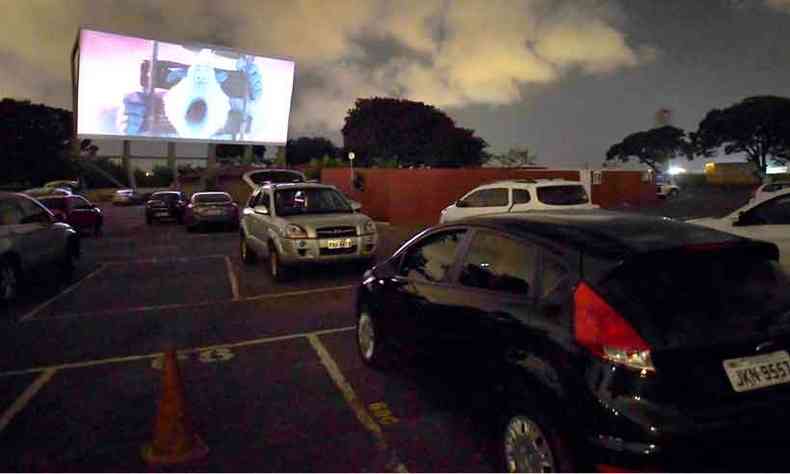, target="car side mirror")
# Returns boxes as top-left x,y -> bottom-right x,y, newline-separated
253,205 -> 269,216
351,201 -> 362,211
455,200 -> 467,208
732,211 -> 748,226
